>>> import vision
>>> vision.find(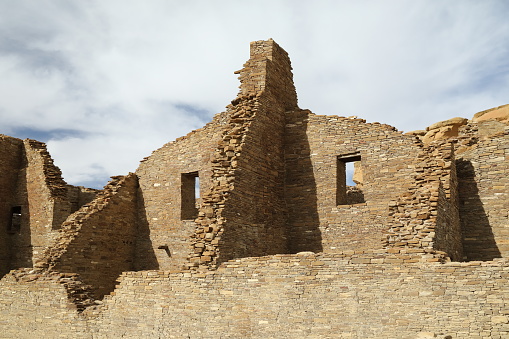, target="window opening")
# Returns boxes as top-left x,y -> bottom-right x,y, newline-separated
337,155 -> 365,205
181,172 -> 199,220
9,206 -> 22,233
195,176 -> 201,199
346,162 -> 355,186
